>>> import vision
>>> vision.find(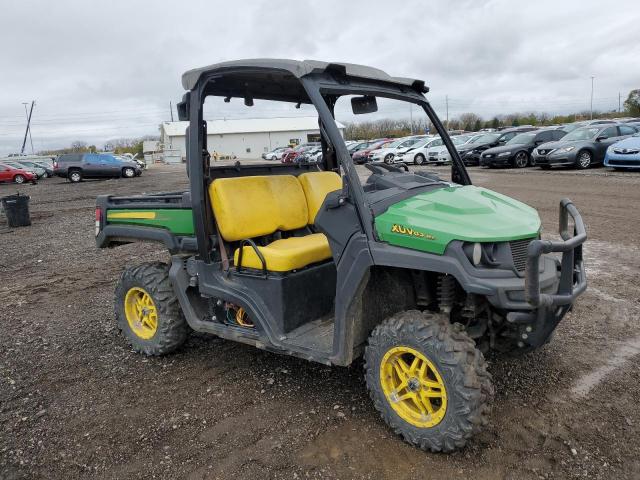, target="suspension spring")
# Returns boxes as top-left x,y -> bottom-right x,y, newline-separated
437,274 -> 456,313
